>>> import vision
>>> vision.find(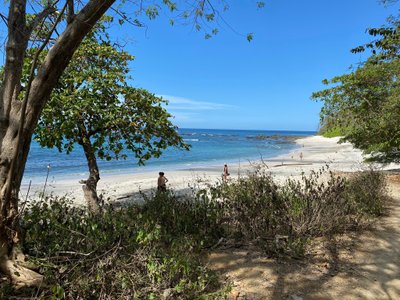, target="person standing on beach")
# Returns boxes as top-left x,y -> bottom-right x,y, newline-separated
223,163 -> 230,182
157,172 -> 168,192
